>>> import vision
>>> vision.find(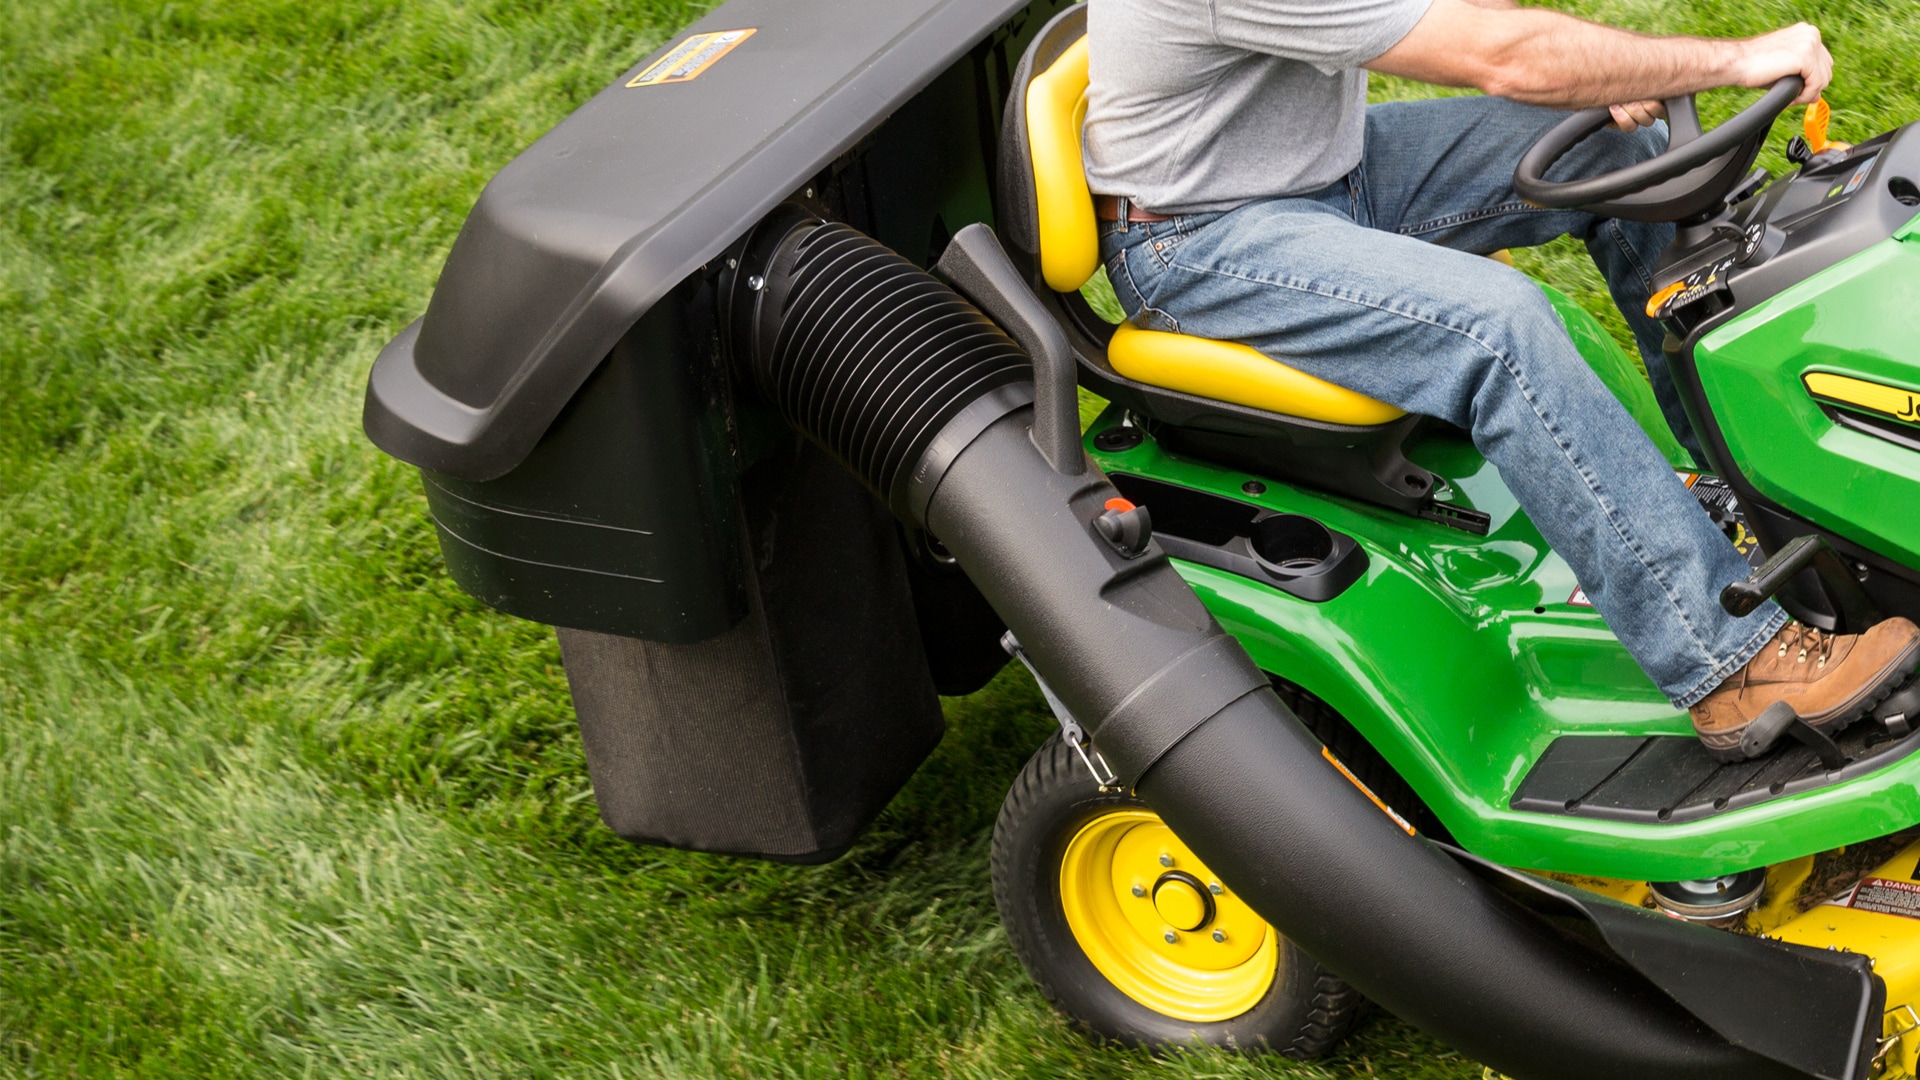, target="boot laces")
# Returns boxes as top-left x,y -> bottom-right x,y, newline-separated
1774,622 -> 1835,671
1726,623 -> 1836,697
